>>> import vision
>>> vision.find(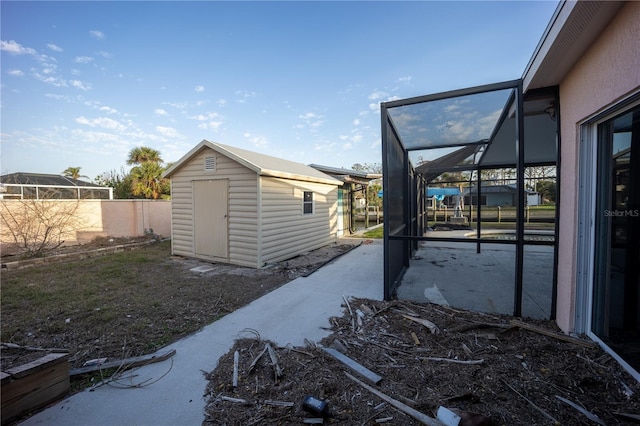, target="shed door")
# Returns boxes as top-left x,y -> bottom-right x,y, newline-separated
194,179 -> 228,259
